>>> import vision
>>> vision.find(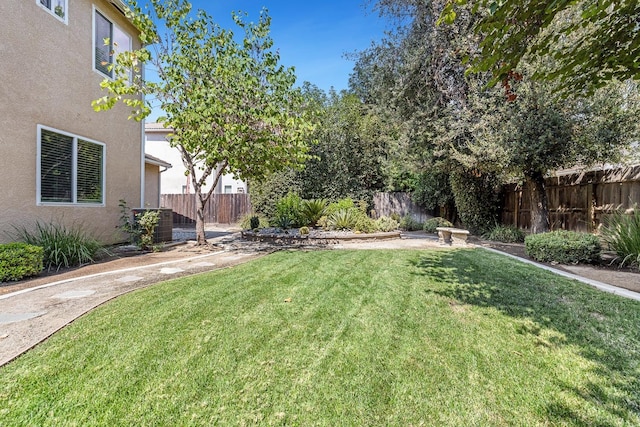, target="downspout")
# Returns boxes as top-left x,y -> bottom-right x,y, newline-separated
139,65 -> 146,208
